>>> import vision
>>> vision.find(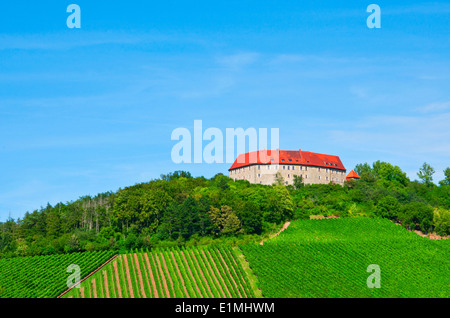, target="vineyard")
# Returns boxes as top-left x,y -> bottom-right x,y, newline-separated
61,245 -> 255,298
0,250 -> 115,298
1,217 -> 448,298
240,217 -> 450,298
